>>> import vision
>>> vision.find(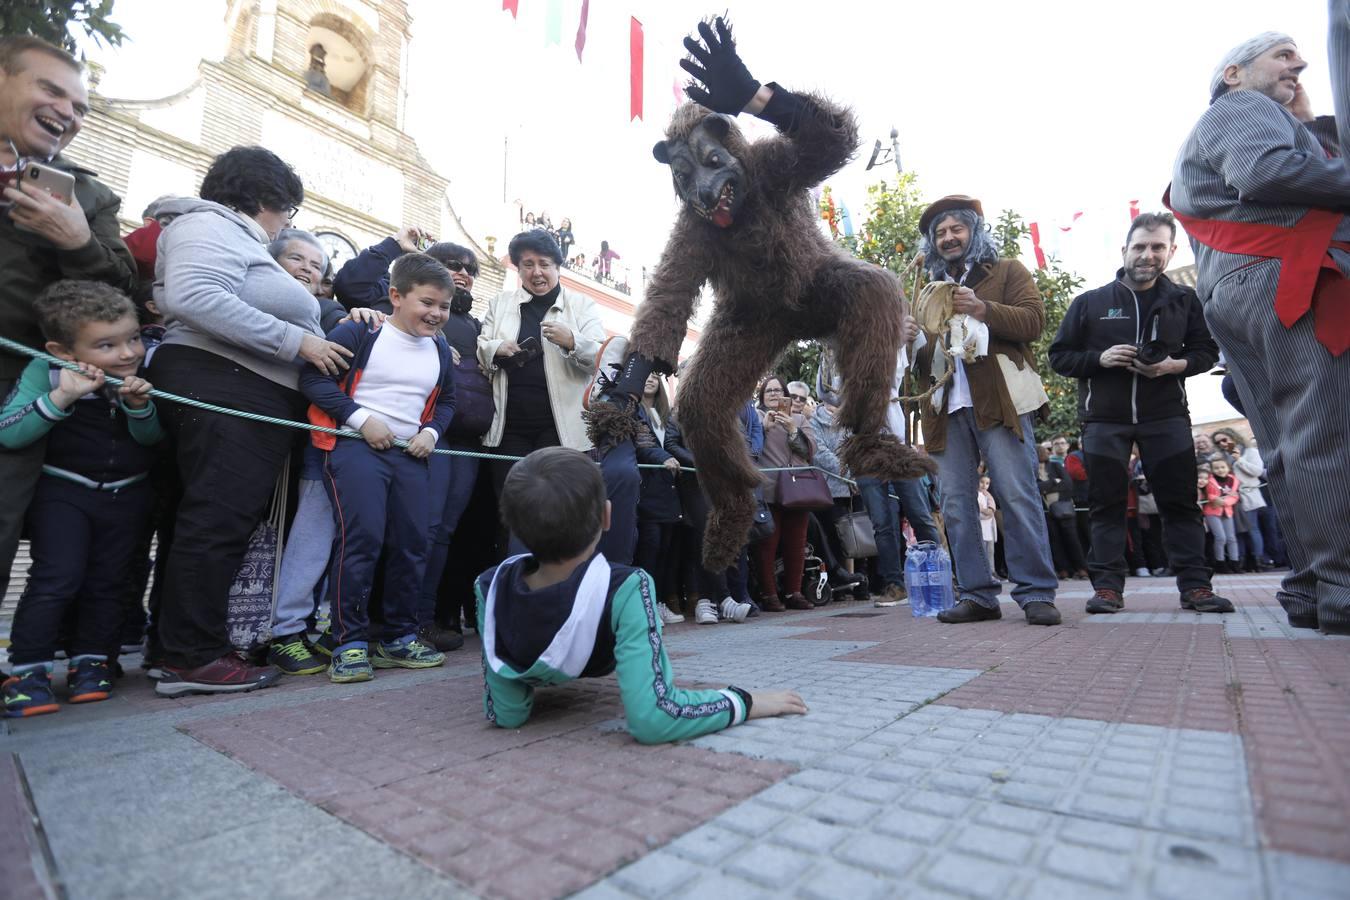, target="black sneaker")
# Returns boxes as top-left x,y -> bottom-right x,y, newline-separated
1085,589 -> 1124,615
416,624 -> 465,653
311,629 -> 338,658
937,598 -> 1002,624
267,635 -> 327,675
1180,588 -> 1235,614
